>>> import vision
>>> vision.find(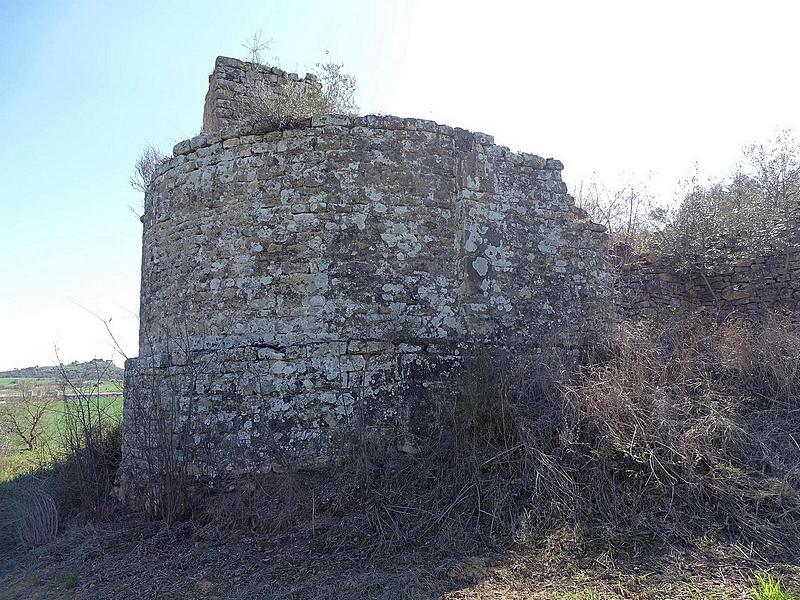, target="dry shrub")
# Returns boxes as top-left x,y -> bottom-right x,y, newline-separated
3,476 -> 59,547
200,472 -> 313,538
118,368 -> 201,523
193,354 -> 562,556
131,145 -> 167,193
118,326 -> 234,524
548,311 -> 800,556
237,56 -> 357,131
239,80 -> 329,131
46,425 -> 121,519
45,362 -> 123,518
755,313 -> 800,401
